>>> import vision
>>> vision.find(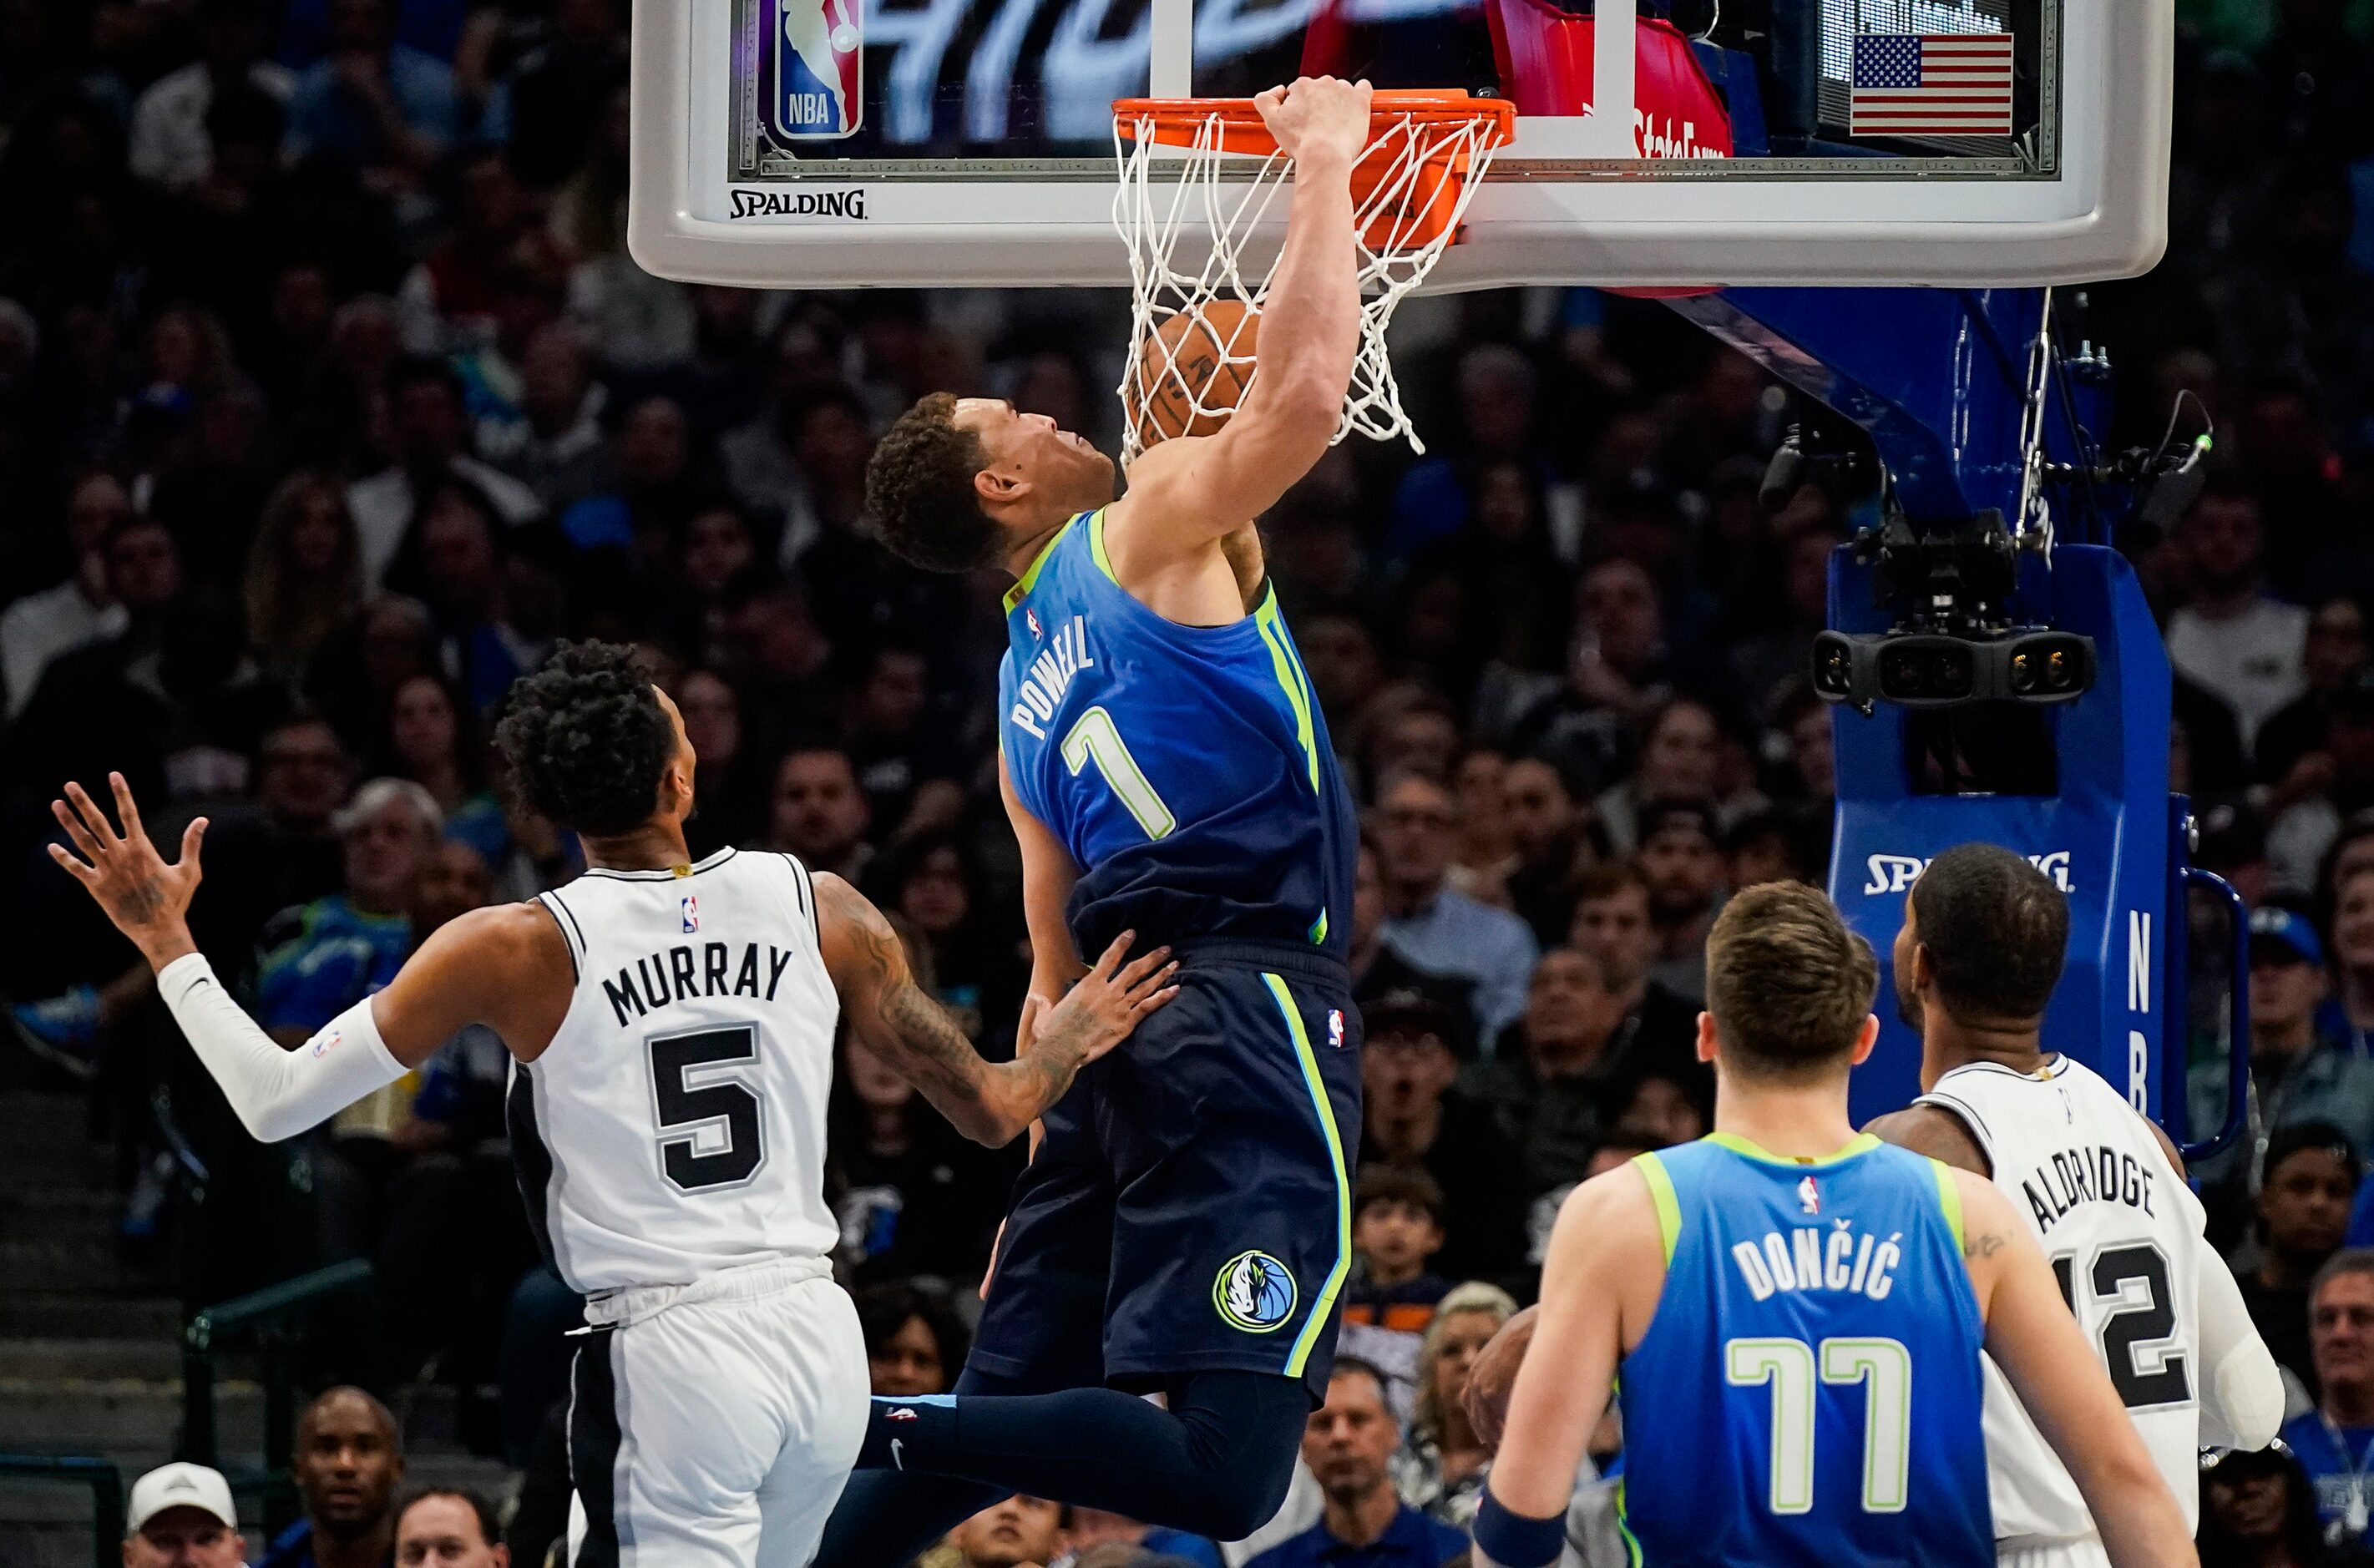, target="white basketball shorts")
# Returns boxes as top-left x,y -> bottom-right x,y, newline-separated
564,1256 -> 868,1568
